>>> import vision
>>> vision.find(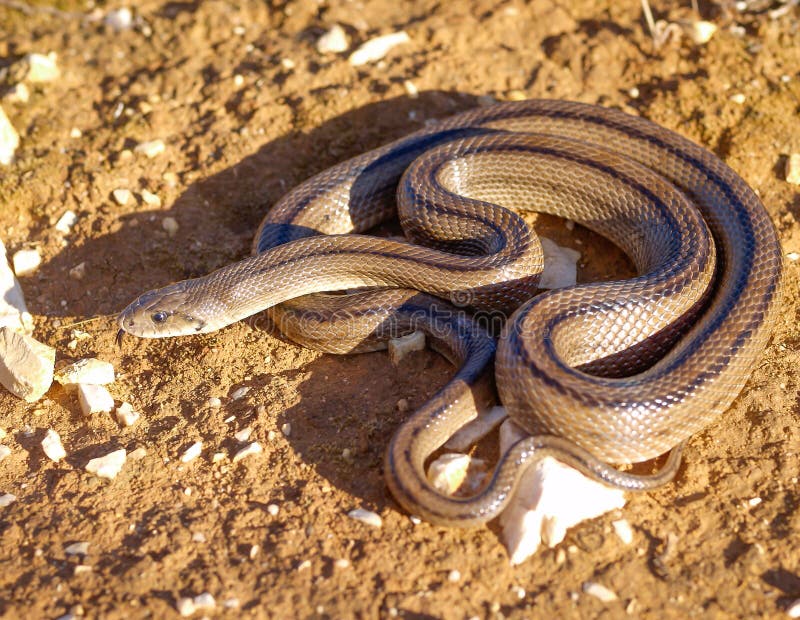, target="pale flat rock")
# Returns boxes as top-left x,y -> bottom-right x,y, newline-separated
12,249 -> 41,276
180,441 -> 202,463
42,429 -> 66,462
0,327 -> 55,402
0,493 -> 17,507
0,445 -> 10,462
85,449 -> 126,479
348,31 -> 410,66
55,358 -> 115,386
64,541 -> 89,556
77,384 -> 115,415
115,402 -> 140,427
134,139 -> 165,158
24,52 -> 60,82
786,153 -> 800,185
0,105 -> 20,165
0,240 -> 33,332
347,507 -> 382,527
538,237 -> 580,289
54,210 -> 78,234
317,24 -> 350,54
444,405 -> 508,451
498,419 -> 626,565
232,442 -> 262,463
388,331 -> 425,365
427,453 -> 473,495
